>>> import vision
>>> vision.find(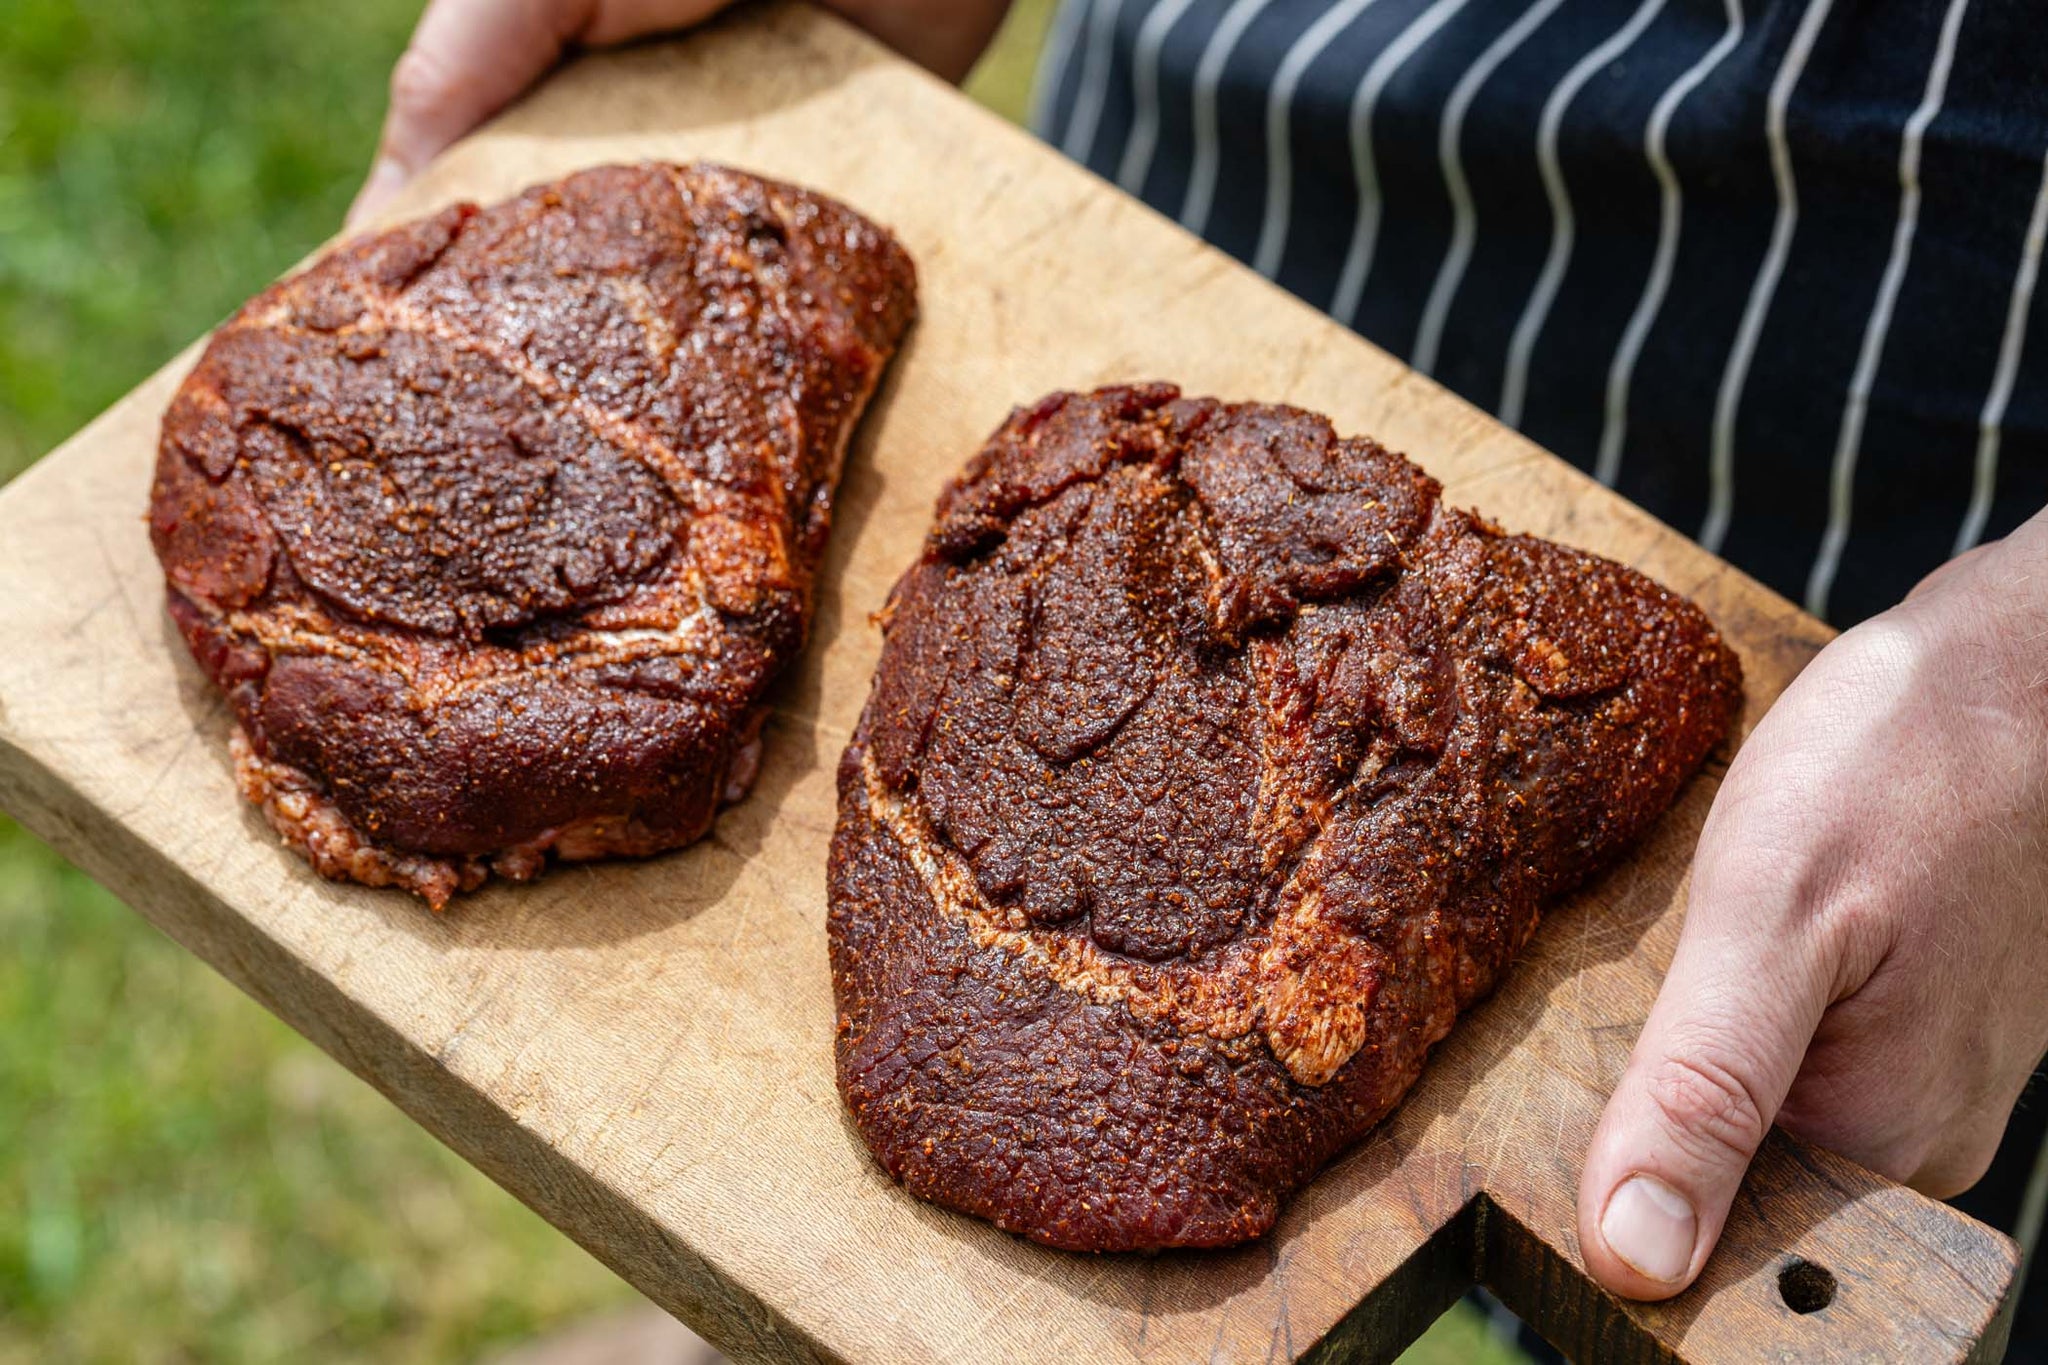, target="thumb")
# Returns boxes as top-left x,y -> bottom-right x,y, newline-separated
349,0 -> 580,228
1575,869 -> 1835,1299
347,0 -> 735,229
